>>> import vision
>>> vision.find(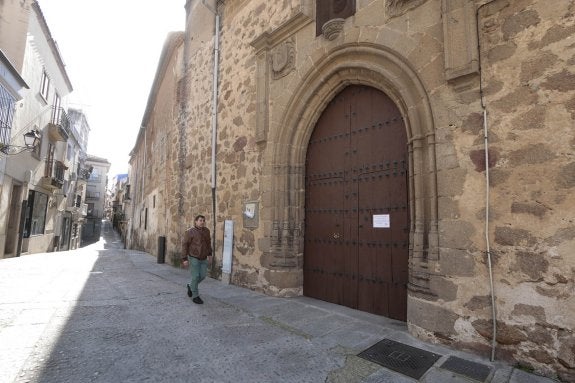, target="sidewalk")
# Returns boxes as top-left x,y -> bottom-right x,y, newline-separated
123,228 -> 557,382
